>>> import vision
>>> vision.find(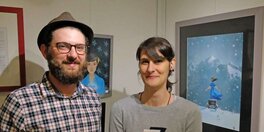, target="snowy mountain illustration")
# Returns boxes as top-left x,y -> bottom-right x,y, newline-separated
227,63 -> 241,79
206,56 -> 219,65
187,56 -> 241,113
